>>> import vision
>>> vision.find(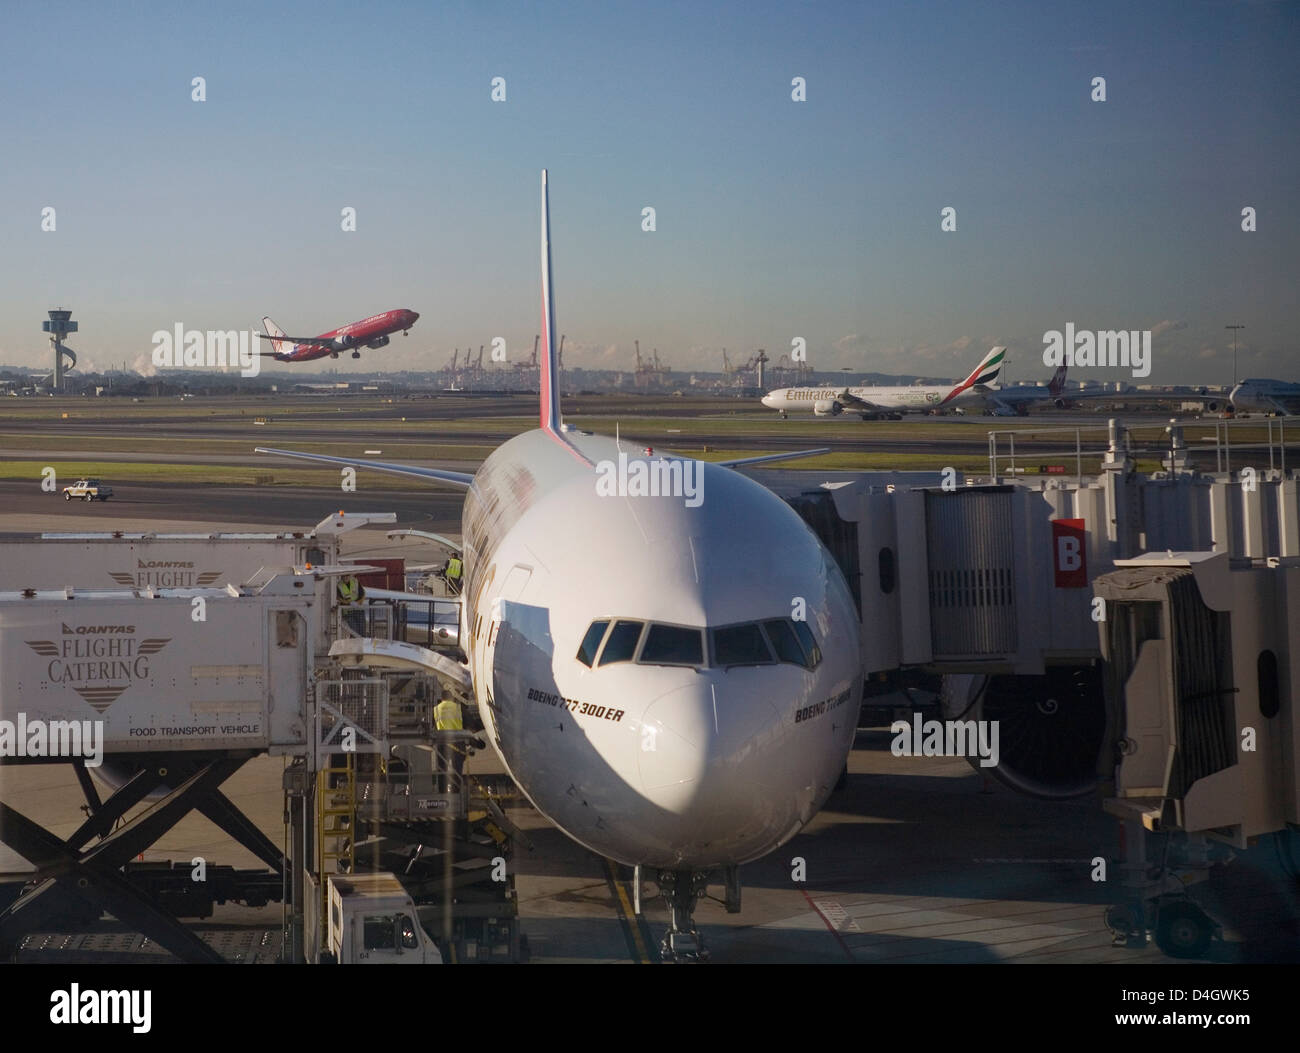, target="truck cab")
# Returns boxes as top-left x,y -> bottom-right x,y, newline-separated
326,873 -> 442,965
